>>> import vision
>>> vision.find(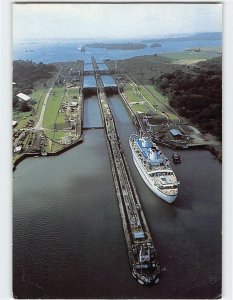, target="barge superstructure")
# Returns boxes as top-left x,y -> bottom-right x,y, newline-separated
129,133 -> 179,203
92,57 -> 160,285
